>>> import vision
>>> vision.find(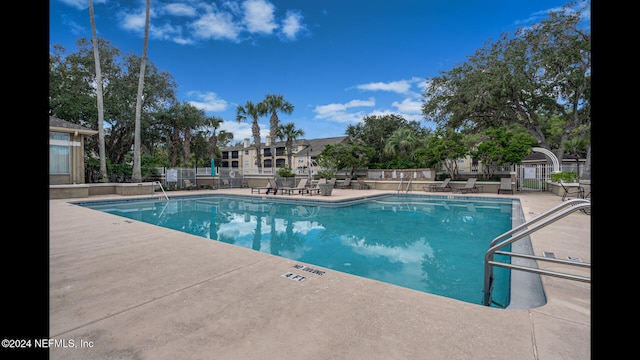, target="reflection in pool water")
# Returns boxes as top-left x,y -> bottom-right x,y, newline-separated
80,195 -> 518,307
